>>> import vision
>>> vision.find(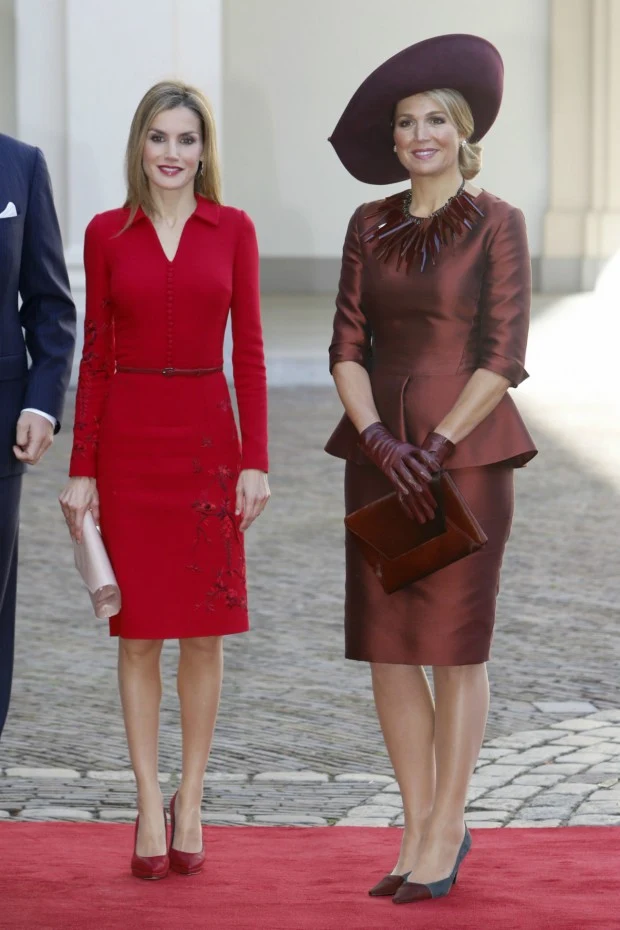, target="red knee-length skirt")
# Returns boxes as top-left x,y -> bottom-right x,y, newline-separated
344,462 -> 515,665
97,371 -> 248,639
